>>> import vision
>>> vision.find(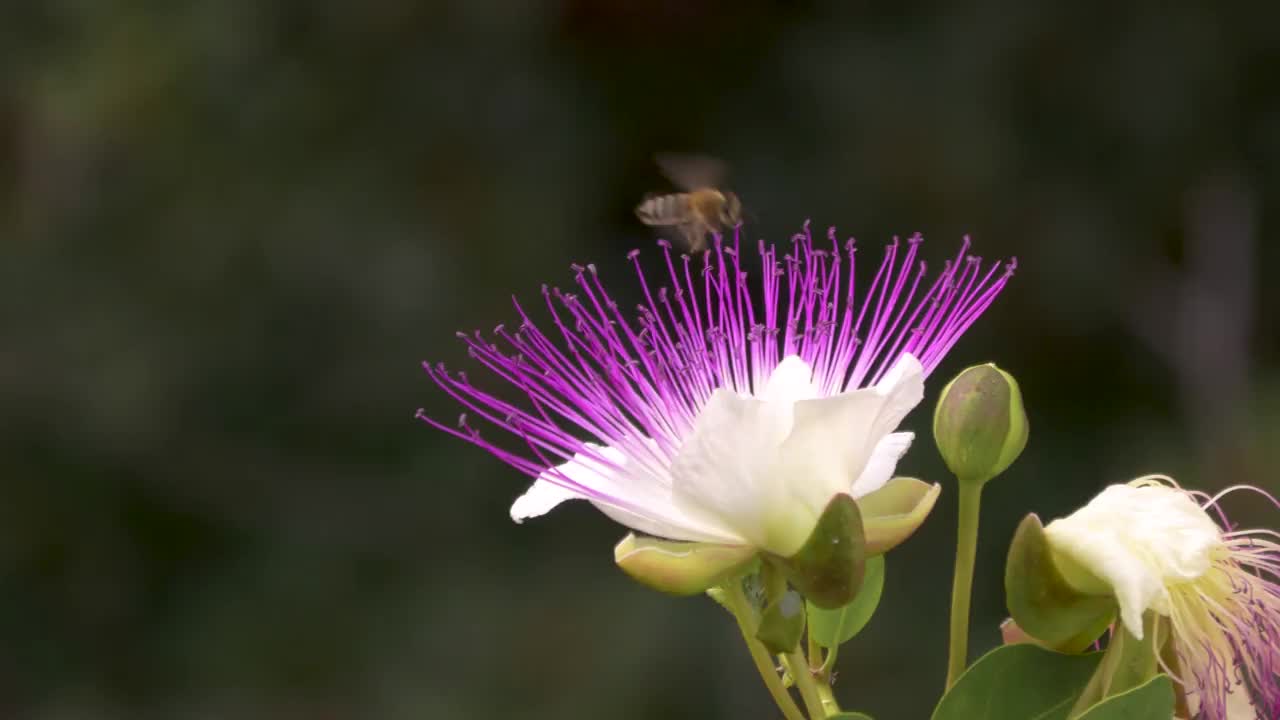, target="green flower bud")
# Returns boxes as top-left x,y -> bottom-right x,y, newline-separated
932,363 -> 1028,486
